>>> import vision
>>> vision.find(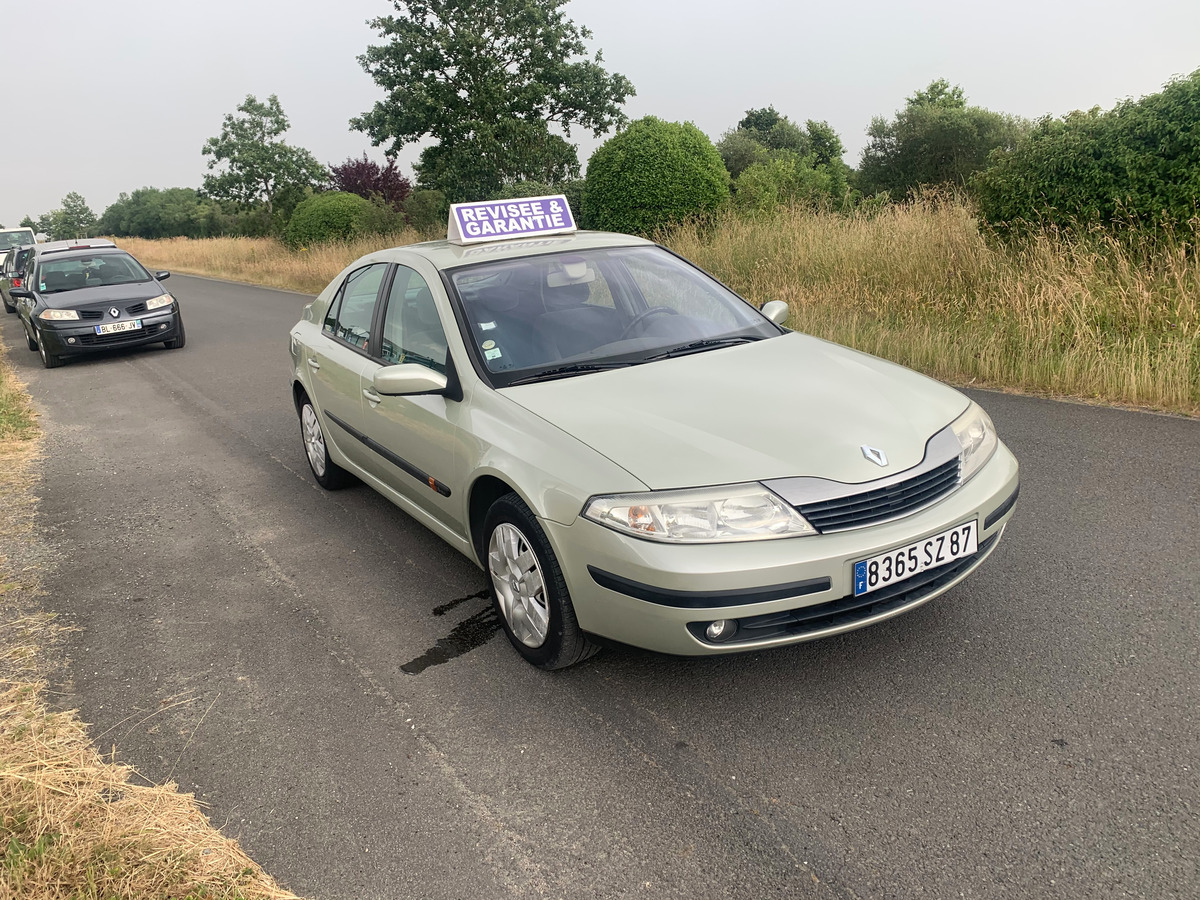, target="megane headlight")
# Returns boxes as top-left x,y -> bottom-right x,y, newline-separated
38,309 -> 79,320
145,293 -> 173,310
584,484 -> 816,543
951,401 -> 999,483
